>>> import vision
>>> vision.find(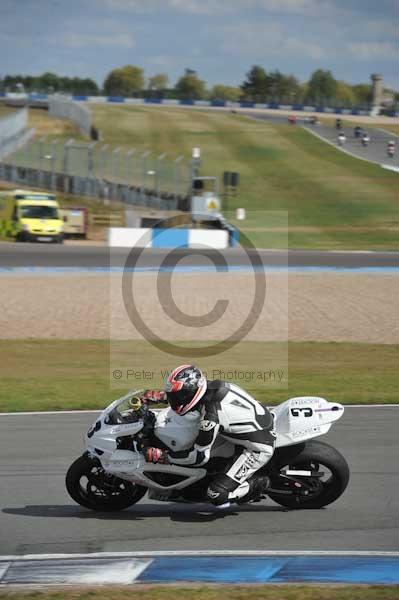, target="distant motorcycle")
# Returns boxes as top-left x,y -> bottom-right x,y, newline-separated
337,133 -> 346,146
354,126 -> 362,139
362,134 -> 370,147
66,390 -> 350,511
387,142 -> 396,158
